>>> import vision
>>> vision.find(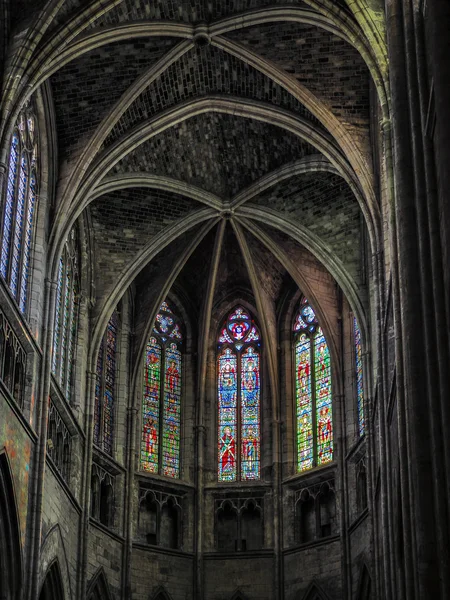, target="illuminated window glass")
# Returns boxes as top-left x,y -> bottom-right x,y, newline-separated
51,228 -> 79,402
94,310 -> 119,456
354,317 -> 365,436
294,298 -> 333,472
218,306 -> 261,482
141,300 -> 183,478
0,105 -> 38,313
